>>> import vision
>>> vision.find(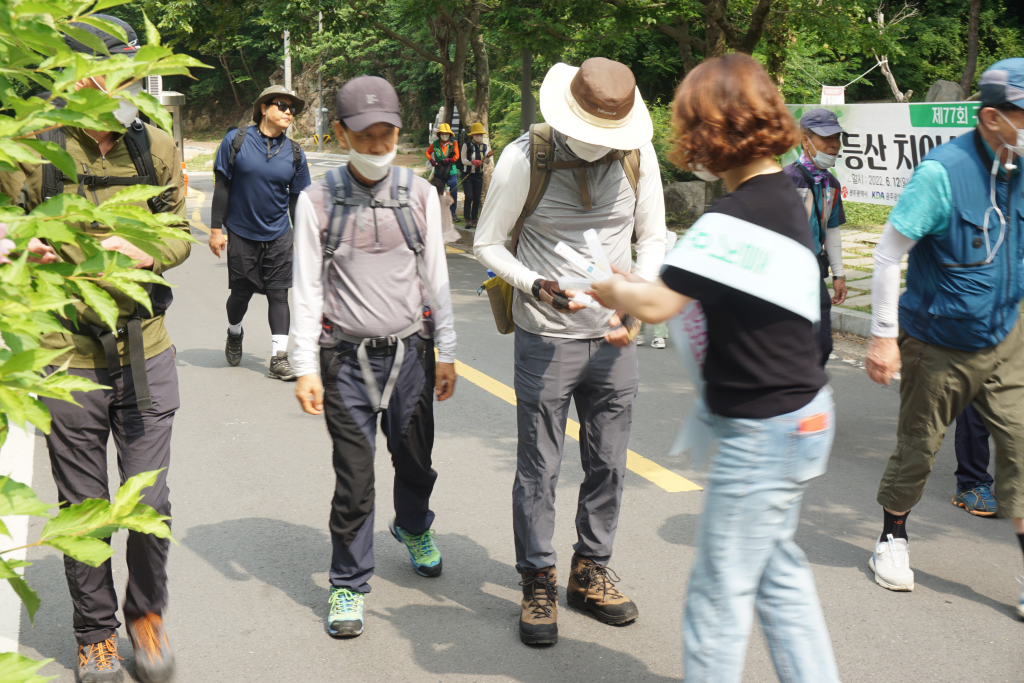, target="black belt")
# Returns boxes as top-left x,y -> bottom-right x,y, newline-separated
60,316 -> 152,411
